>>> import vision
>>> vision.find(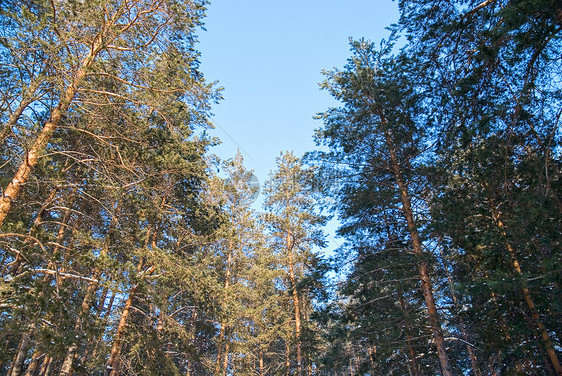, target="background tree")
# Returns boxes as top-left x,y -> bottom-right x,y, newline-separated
262,151 -> 327,376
